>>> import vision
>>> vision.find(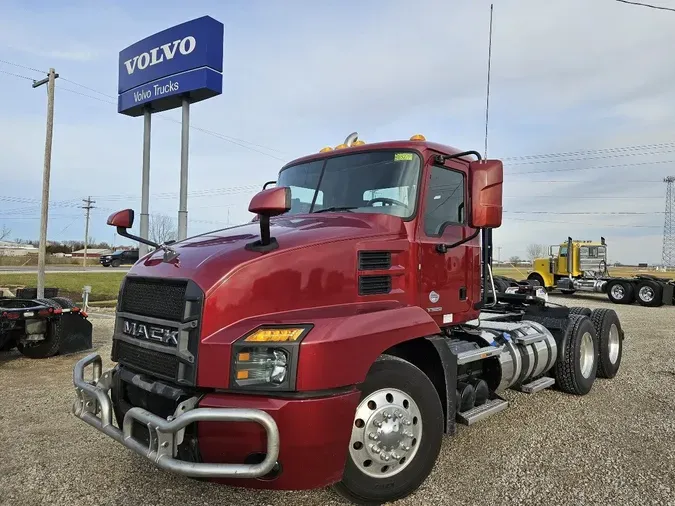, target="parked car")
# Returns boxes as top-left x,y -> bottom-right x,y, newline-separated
99,249 -> 139,267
